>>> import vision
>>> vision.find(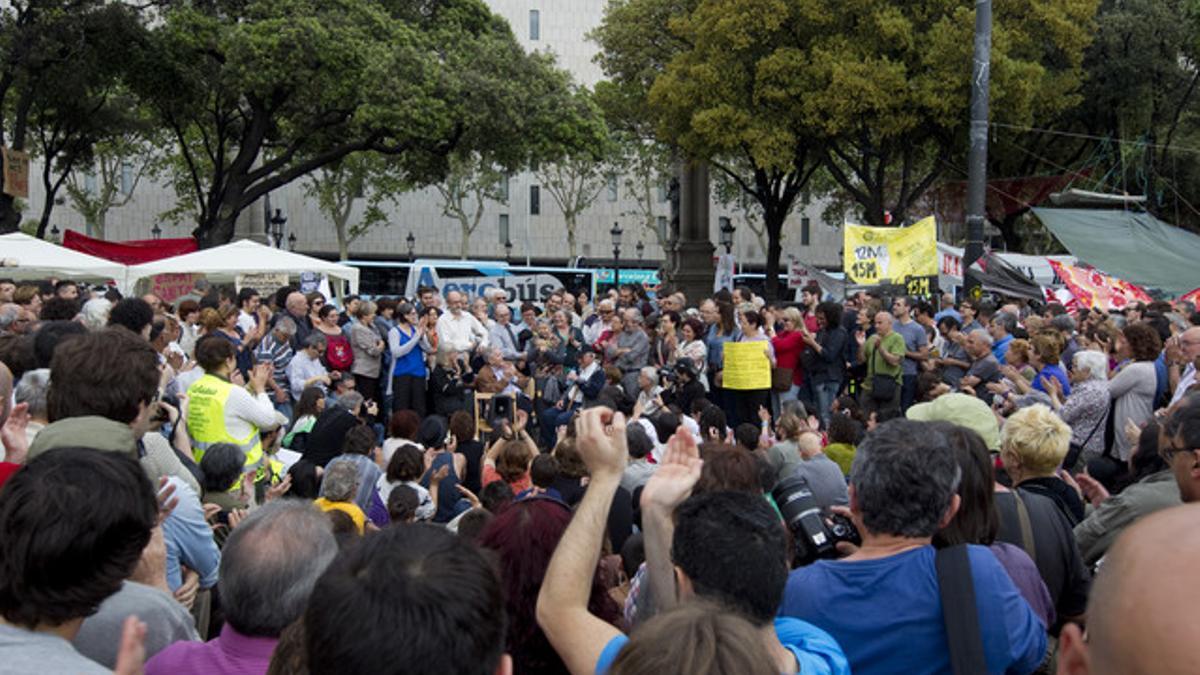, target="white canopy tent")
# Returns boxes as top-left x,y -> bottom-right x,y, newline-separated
0,232 -> 128,283
125,239 -> 360,294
